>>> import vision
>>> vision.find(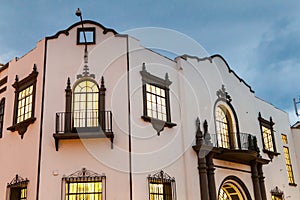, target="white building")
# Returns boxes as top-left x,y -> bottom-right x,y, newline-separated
0,18 -> 299,200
